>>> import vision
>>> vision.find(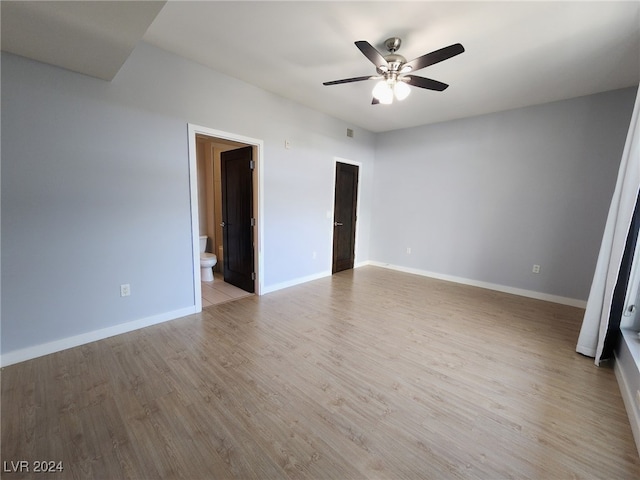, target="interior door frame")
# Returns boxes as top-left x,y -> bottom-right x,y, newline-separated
330,157 -> 363,272
188,124 -> 264,312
